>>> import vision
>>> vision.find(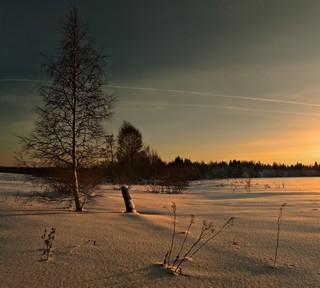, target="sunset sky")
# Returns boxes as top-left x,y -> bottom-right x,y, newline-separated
2,0 -> 320,166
